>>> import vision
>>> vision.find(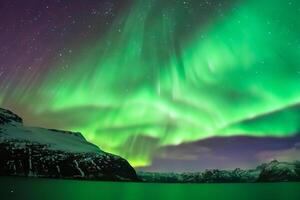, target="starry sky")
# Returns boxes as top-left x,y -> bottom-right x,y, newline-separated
1,0 -> 300,171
